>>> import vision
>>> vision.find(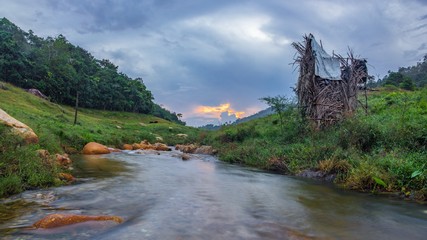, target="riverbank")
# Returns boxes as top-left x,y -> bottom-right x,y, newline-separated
1,81 -> 426,202
0,81 -> 201,197
203,87 -> 427,202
